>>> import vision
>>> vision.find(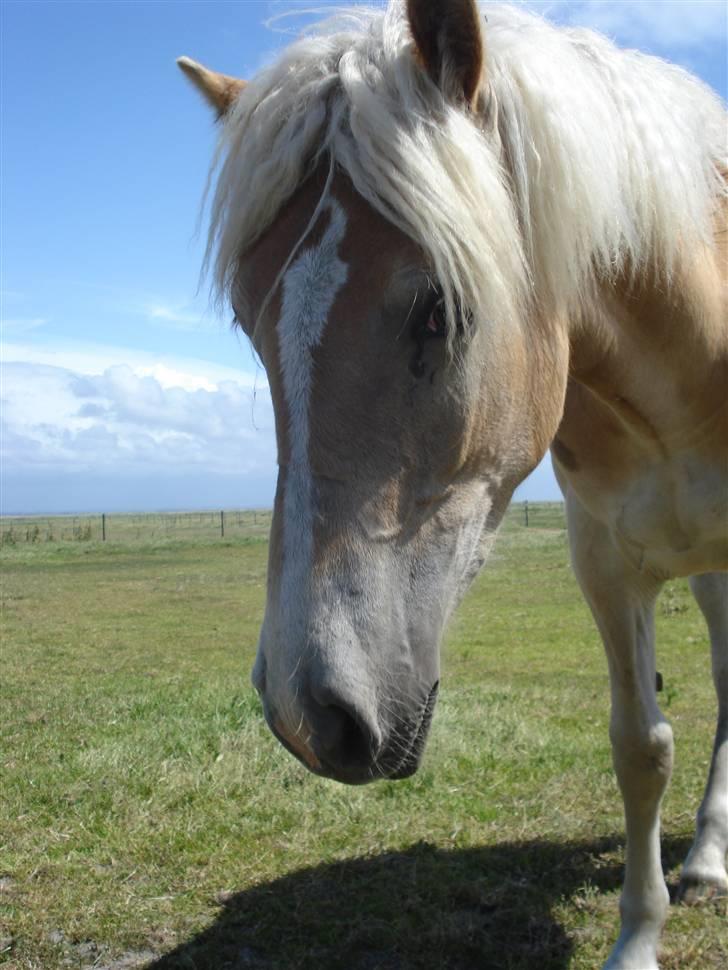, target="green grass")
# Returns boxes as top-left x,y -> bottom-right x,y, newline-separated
0,510 -> 724,969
